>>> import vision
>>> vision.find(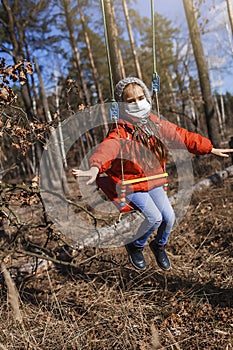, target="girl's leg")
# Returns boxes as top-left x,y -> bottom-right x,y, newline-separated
146,186 -> 175,271
148,186 -> 175,246
127,186 -> 175,248
126,190 -> 163,249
